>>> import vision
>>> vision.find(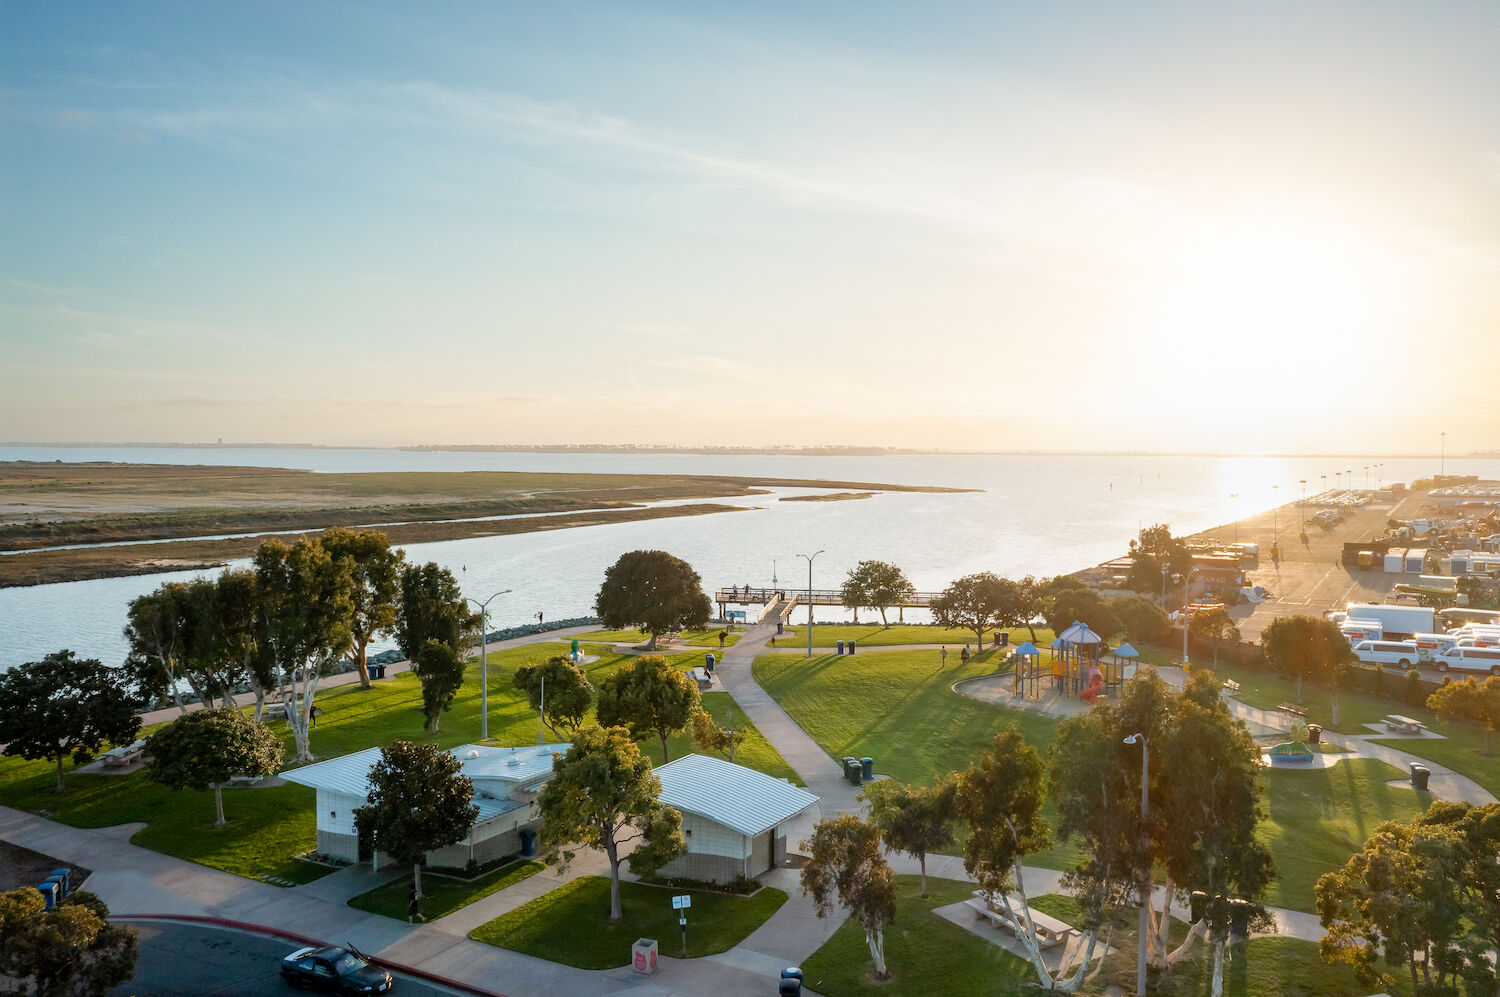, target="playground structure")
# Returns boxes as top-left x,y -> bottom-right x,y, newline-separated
1006,623 -> 1133,704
